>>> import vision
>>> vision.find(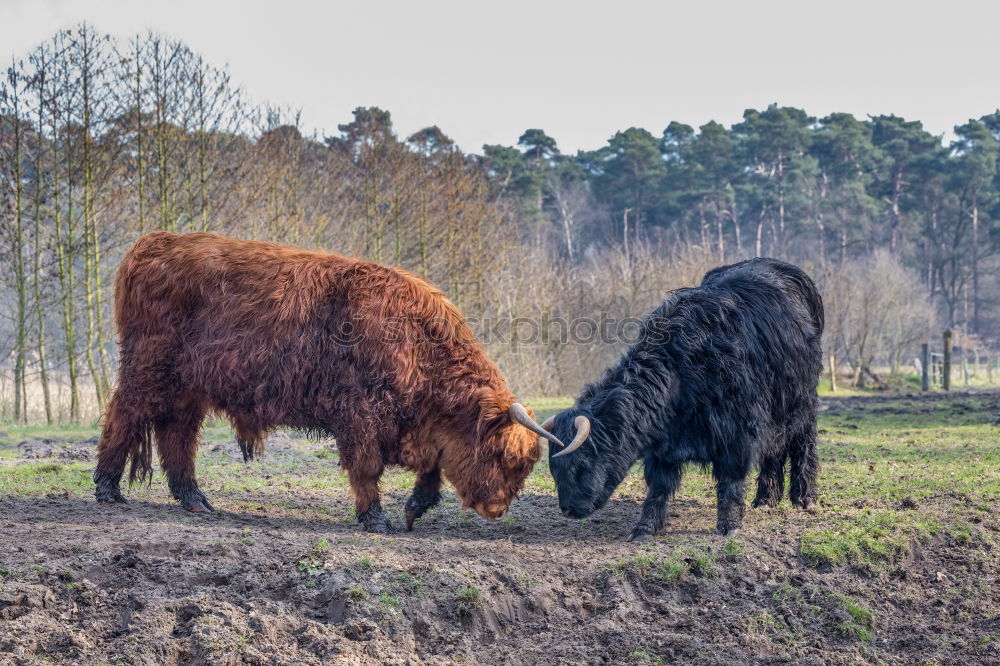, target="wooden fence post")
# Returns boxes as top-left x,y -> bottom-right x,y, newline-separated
942,330 -> 952,391
921,343 -> 930,391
